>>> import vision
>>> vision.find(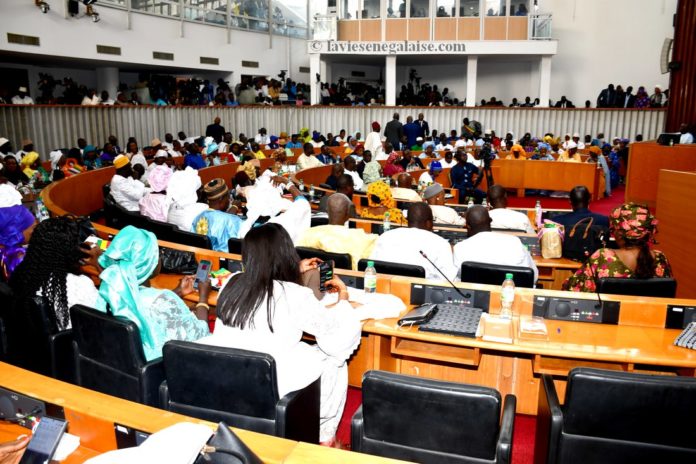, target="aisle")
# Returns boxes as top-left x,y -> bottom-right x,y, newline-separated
505,185 -> 625,217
